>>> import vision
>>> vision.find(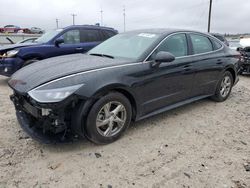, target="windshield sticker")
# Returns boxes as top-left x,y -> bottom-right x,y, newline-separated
138,33 -> 156,38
